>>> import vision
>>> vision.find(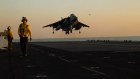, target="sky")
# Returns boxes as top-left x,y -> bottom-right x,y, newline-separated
0,0 -> 140,39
